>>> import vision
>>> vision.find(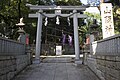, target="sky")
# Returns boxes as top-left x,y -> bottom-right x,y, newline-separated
86,7 -> 100,14
80,0 -> 100,14
80,0 -> 87,4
